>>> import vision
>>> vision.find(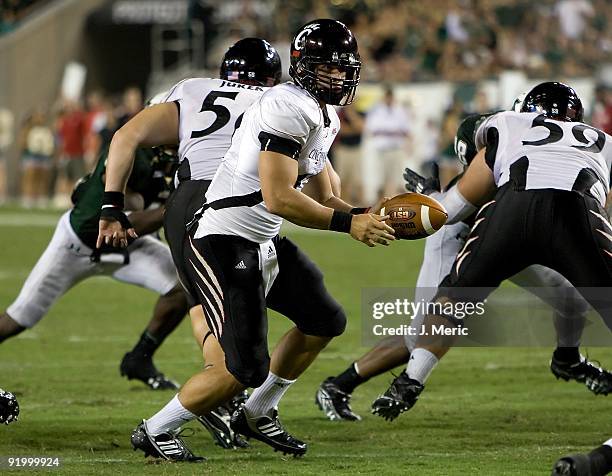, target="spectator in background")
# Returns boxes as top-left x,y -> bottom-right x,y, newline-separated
54,98 -> 86,206
0,6 -> 17,35
83,90 -> 106,169
18,109 -> 54,208
362,85 -> 411,203
116,86 -> 143,129
332,104 -> 364,204
592,84 -> 612,135
436,97 -> 465,189
0,108 -> 14,203
96,96 -> 119,153
555,0 -> 594,41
